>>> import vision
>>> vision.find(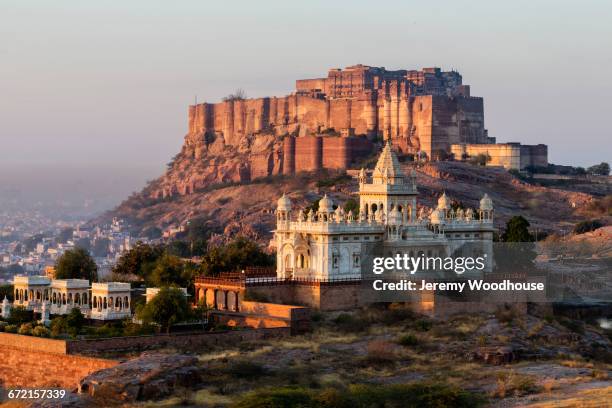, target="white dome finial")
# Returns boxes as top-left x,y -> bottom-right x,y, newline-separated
480,193 -> 493,211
